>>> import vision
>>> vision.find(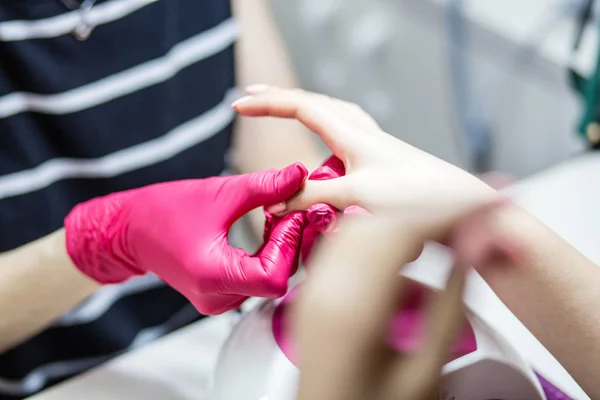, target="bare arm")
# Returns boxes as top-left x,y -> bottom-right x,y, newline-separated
478,205 -> 600,398
0,229 -> 100,352
230,0 -> 325,238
